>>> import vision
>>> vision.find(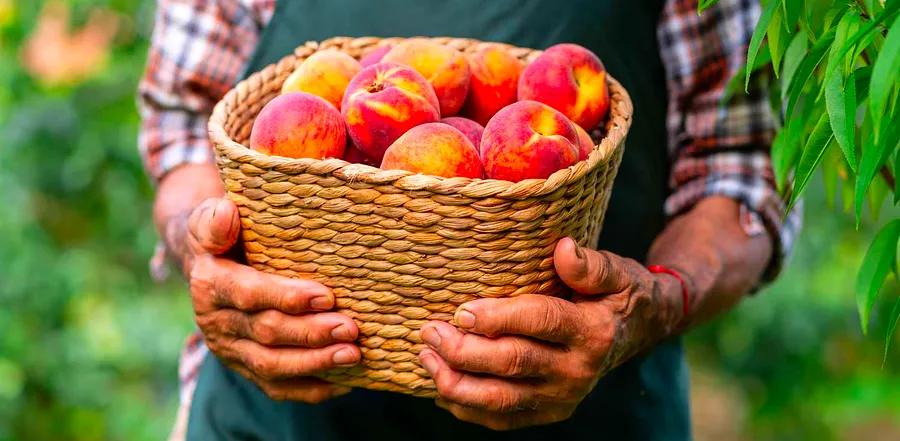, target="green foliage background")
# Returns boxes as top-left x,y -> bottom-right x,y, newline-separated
0,1 -> 897,440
